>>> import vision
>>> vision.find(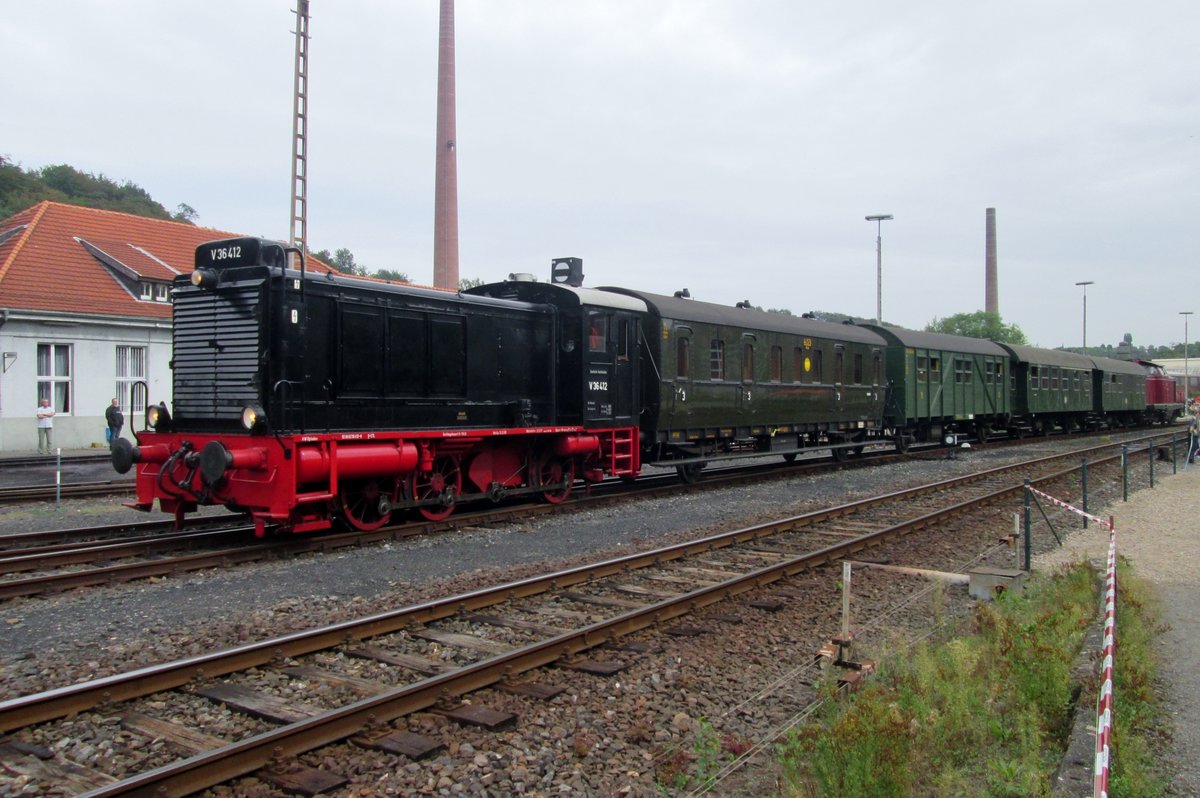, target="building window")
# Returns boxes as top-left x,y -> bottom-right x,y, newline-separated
709,339 -> 725,380
140,283 -> 153,300
116,345 -> 147,416
155,284 -> 170,302
769,345 -> 782,382
37,343 -> 72,413
676,337 -> 690,380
